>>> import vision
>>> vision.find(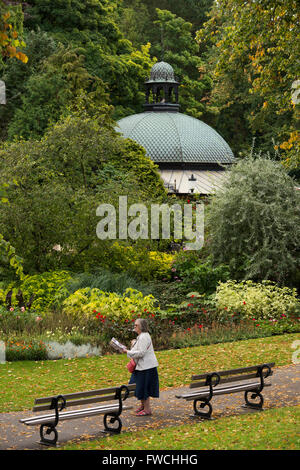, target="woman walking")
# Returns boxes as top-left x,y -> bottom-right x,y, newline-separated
123,318 -> 159,416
